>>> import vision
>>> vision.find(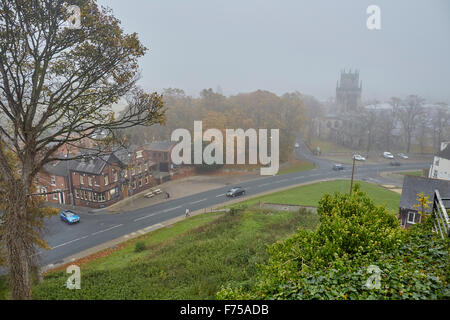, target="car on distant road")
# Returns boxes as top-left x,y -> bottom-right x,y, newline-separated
383,152 -> 394,159
332,164 -> 345,171
353,154 -> 366,161
60,210 -> 80,224
397,153 -> 408,159
294,143 -> 300,148
226,187 -> 246,197
390,161 -> 401,166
